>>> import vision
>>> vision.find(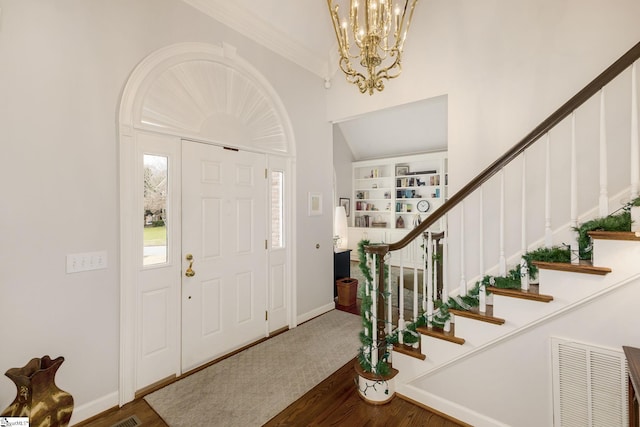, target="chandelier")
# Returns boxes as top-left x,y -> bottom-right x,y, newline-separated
327,0 -> 418,95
